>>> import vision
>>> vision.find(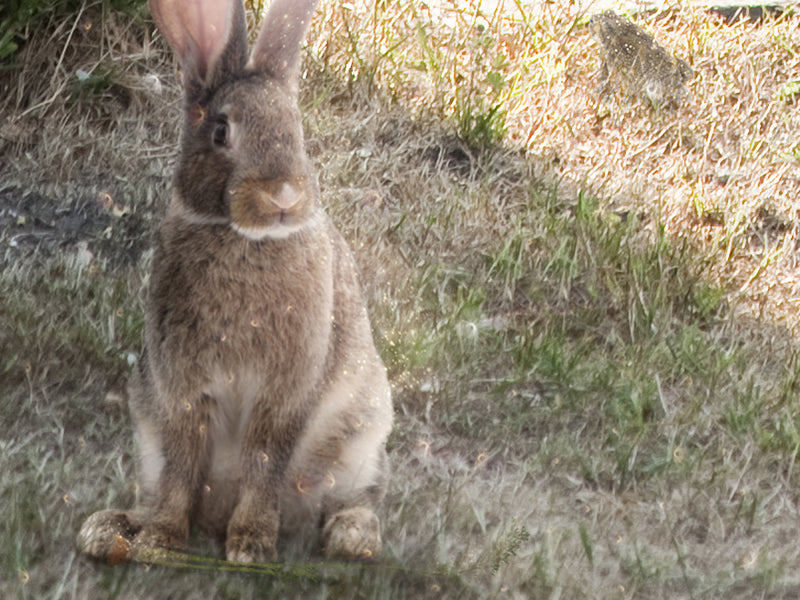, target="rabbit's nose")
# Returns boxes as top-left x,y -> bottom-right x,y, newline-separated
264,182 -> 300,211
